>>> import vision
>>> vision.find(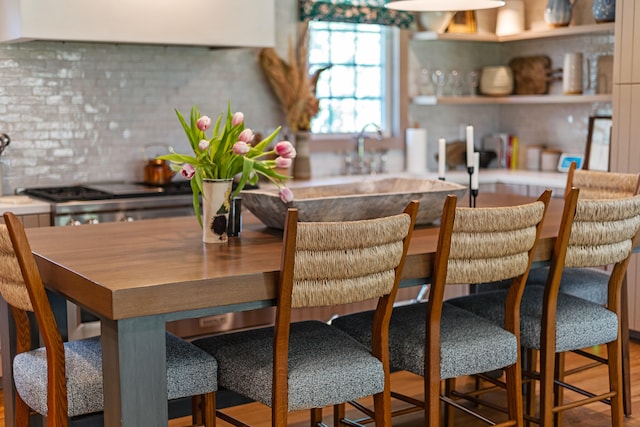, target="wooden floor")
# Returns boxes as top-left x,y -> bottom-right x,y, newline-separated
3,343 -> 640,426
